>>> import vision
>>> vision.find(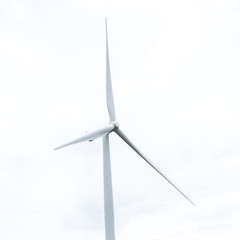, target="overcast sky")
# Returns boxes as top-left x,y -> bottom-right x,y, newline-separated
1,0 -> 240,239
